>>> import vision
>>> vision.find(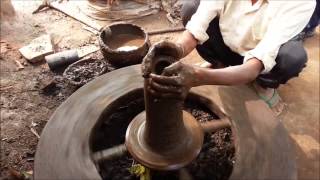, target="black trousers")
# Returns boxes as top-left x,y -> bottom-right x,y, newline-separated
181,0 -> 308,88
